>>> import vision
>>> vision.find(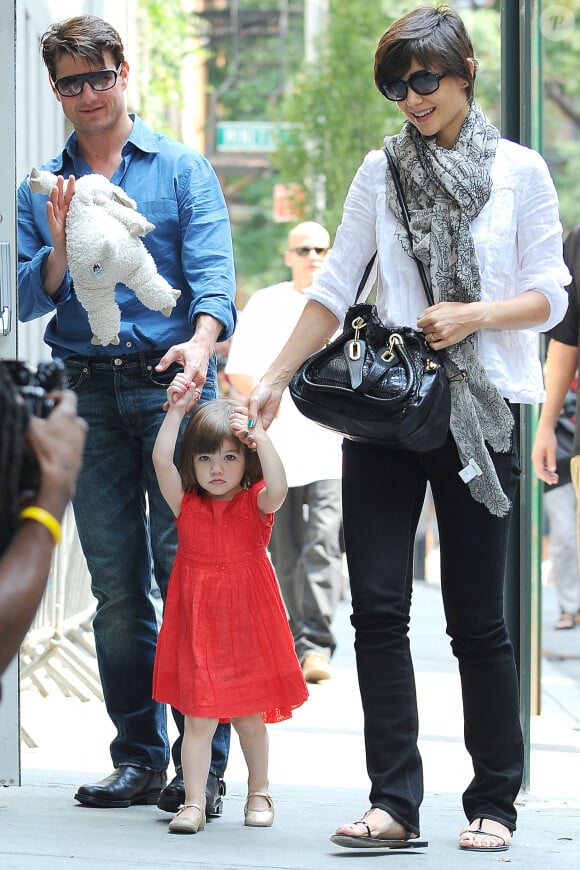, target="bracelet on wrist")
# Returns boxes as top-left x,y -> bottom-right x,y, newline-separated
19,506 -> 62,546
